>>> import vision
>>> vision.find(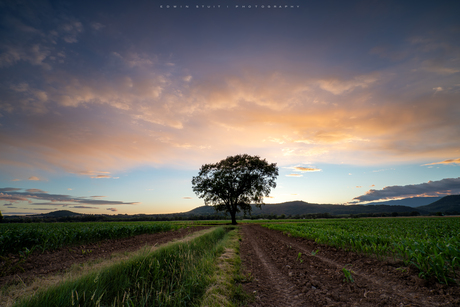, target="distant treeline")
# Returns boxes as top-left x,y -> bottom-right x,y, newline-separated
3,210 -> 458,223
